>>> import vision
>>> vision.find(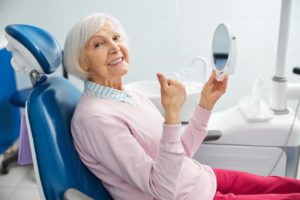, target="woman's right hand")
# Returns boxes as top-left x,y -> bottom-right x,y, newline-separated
156,73 -> 186,125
